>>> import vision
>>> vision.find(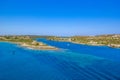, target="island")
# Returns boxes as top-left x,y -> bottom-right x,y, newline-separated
46,34 -> 120,48
0,36 -> 58,50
